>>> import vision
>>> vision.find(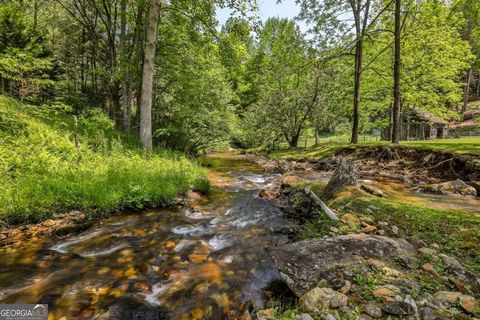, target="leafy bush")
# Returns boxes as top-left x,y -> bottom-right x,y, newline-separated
0,95 -> 208,223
